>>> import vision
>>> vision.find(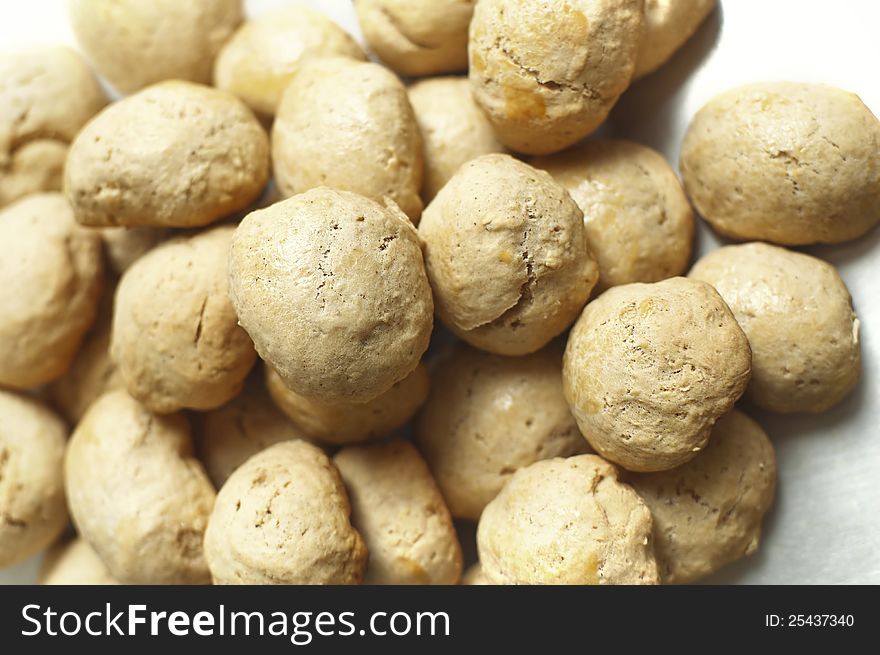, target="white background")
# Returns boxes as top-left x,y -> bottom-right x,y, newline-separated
0,0 -> 878,584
